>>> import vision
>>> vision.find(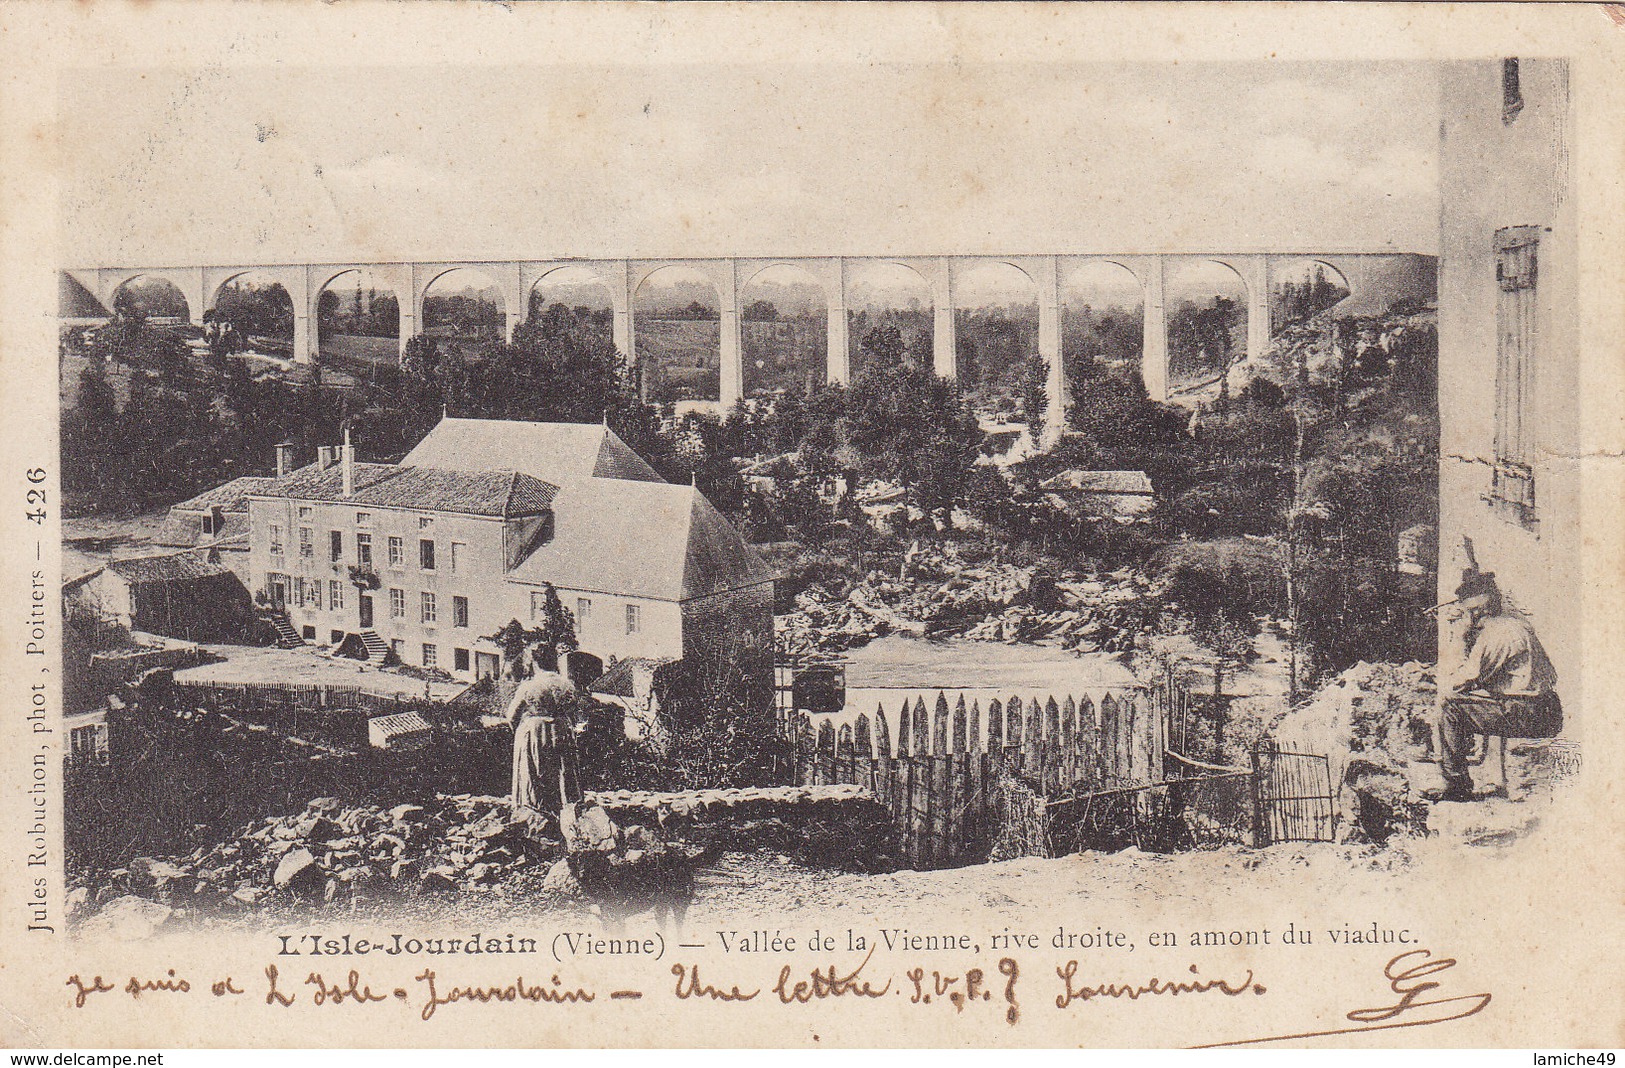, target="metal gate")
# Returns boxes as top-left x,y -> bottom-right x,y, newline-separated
1251,745 -> 1335,844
